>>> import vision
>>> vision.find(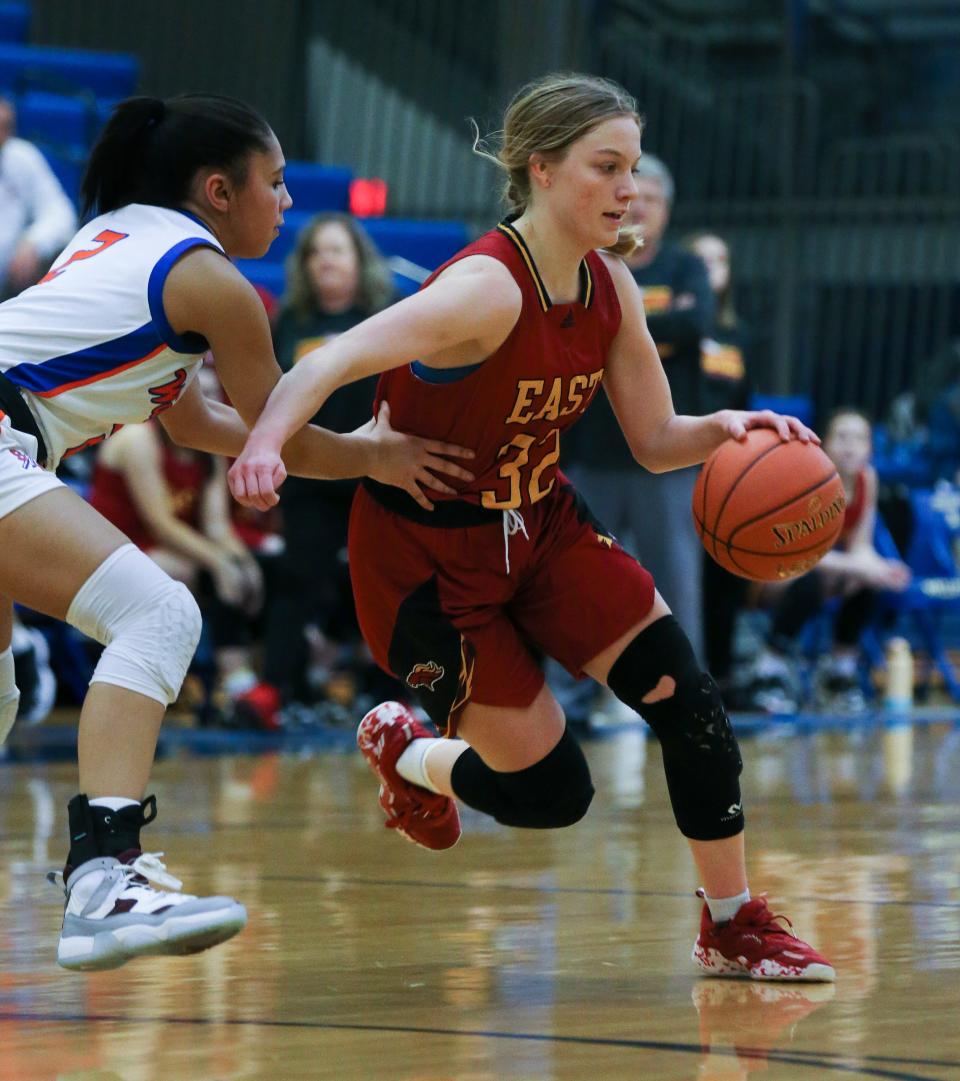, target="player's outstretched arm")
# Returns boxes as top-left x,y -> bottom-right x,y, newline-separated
163,249 -> 490,507
600,254 -> 816,472
229,258 -> 521,509
163,248 -> 386,478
